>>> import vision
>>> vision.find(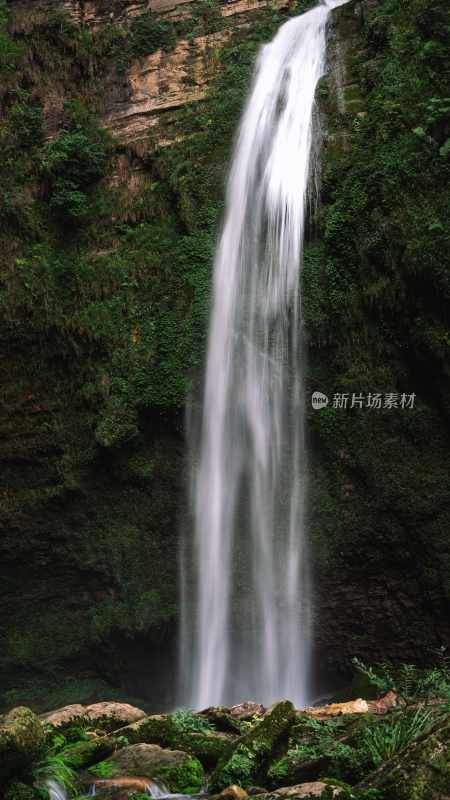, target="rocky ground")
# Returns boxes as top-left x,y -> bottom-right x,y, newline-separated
2,664 -> 450,800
